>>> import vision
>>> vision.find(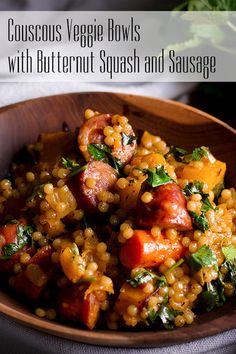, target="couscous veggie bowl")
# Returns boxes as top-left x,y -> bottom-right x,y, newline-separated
0,92 -> 235,347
